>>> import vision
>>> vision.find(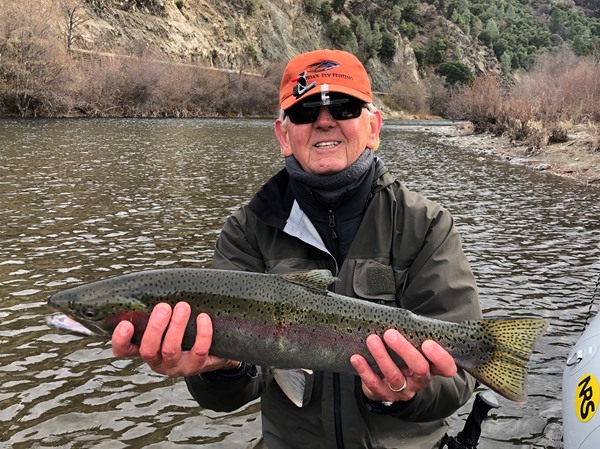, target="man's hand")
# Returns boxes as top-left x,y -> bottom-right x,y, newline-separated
350,329 -> 457,403
111,302 -> 239,377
